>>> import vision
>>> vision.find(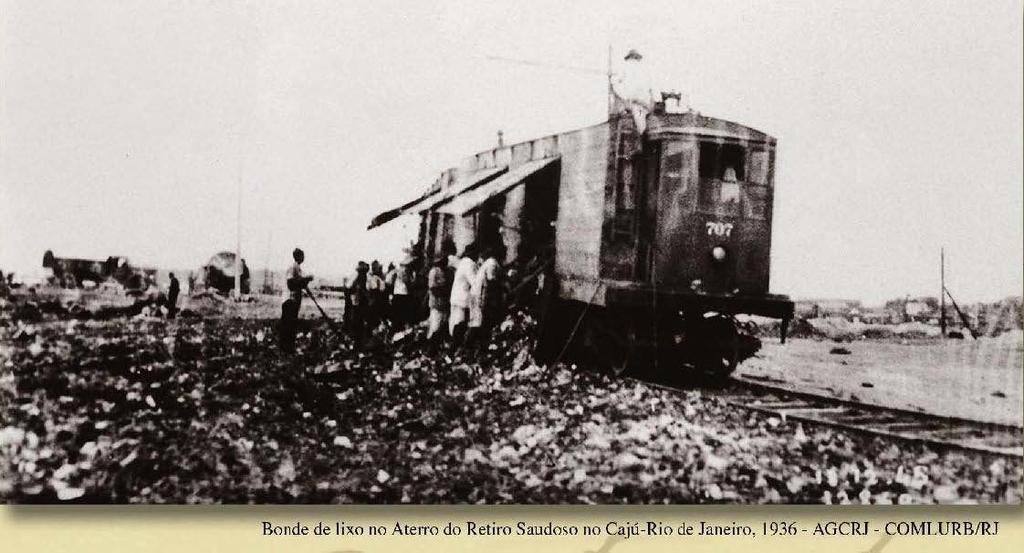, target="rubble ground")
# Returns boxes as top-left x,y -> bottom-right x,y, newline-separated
0,294 -> 1020,504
